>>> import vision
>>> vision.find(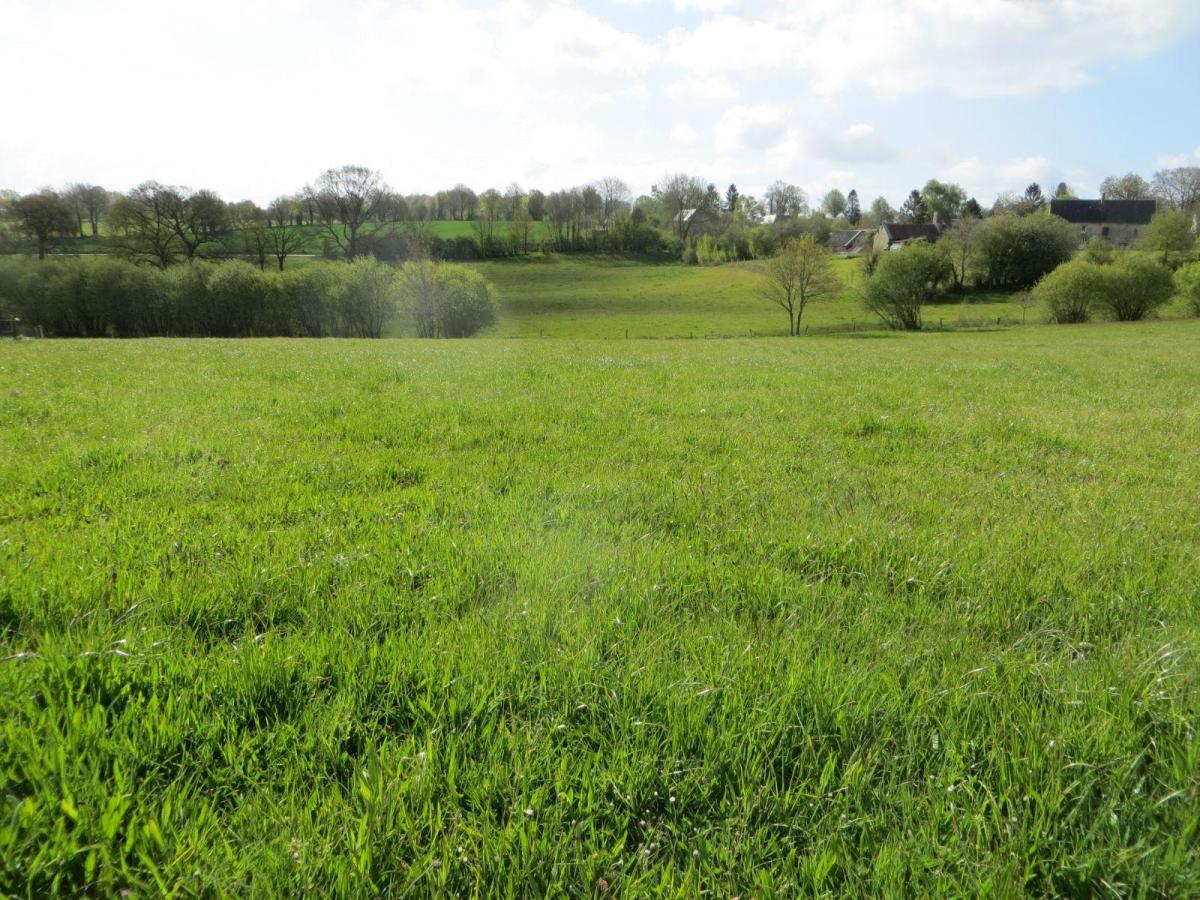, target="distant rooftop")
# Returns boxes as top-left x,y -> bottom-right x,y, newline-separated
1049,199 -> 1157,226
